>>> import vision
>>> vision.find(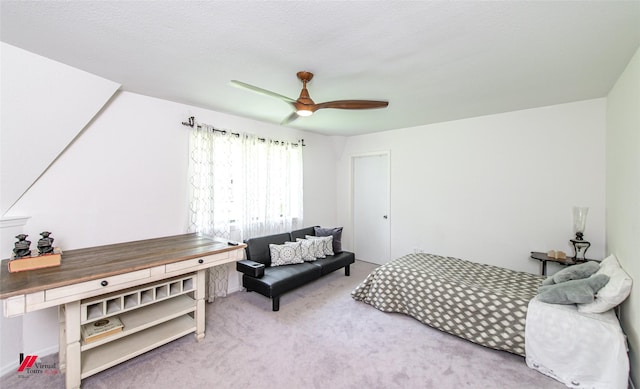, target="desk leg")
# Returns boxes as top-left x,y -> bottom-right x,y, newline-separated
541,260 -> 547,276
64,301 -> 81,389
195,269 -> 206,342
58,305 -> 67,373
